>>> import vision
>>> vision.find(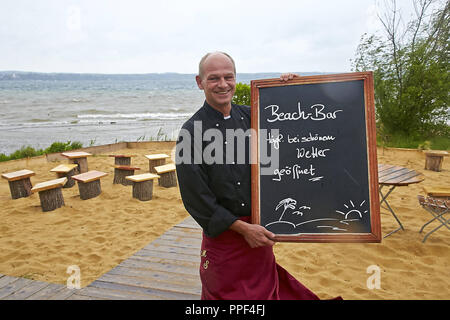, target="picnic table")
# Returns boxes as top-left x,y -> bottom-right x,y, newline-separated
378,163 -> 425,238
